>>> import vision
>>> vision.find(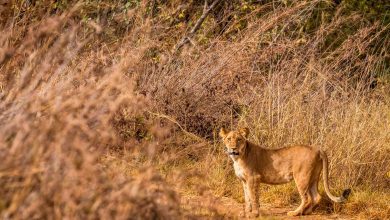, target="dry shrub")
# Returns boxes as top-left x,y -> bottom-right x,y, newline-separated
0,9 -> 181,219
1,0 -> 389,218
138,0 -> 389,190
